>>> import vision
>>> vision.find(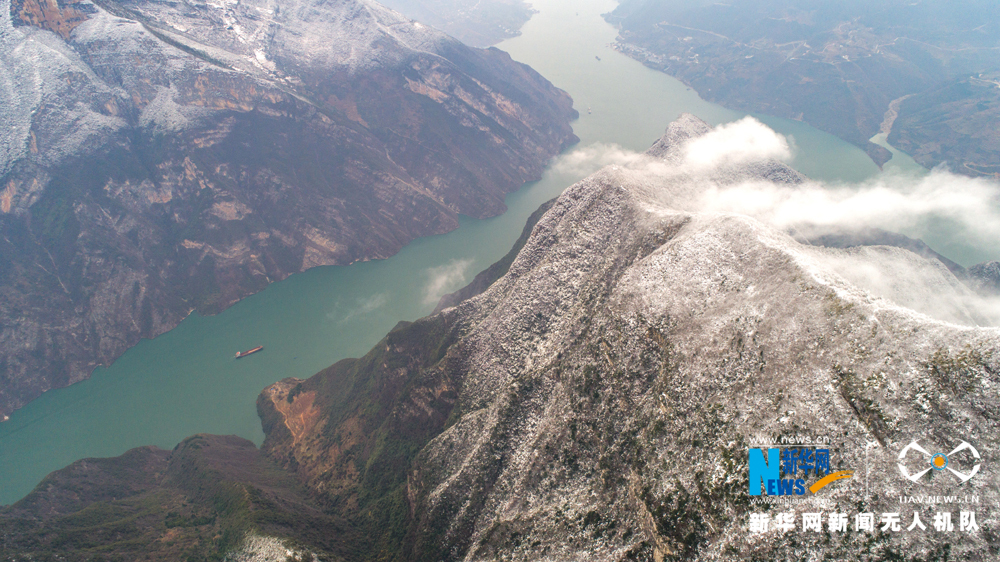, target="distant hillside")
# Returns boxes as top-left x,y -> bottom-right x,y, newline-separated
607,0 -> 1000,174
889,73 -> 1000,178
0,0 -> 577,417
378,0 -> 535,47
